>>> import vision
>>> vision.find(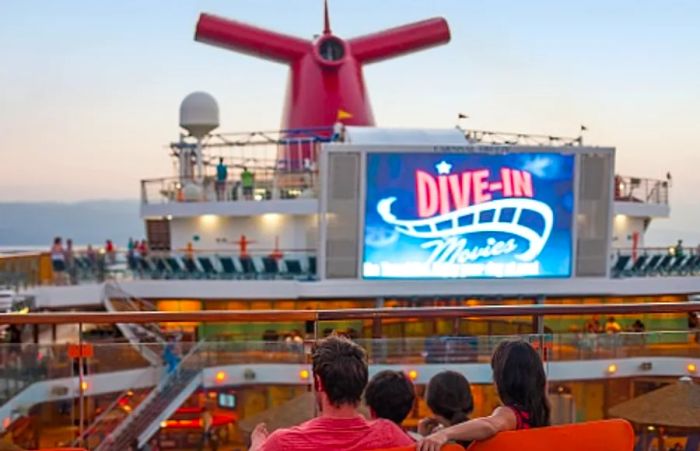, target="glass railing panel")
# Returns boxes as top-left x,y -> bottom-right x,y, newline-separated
37,249 -> 319,285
